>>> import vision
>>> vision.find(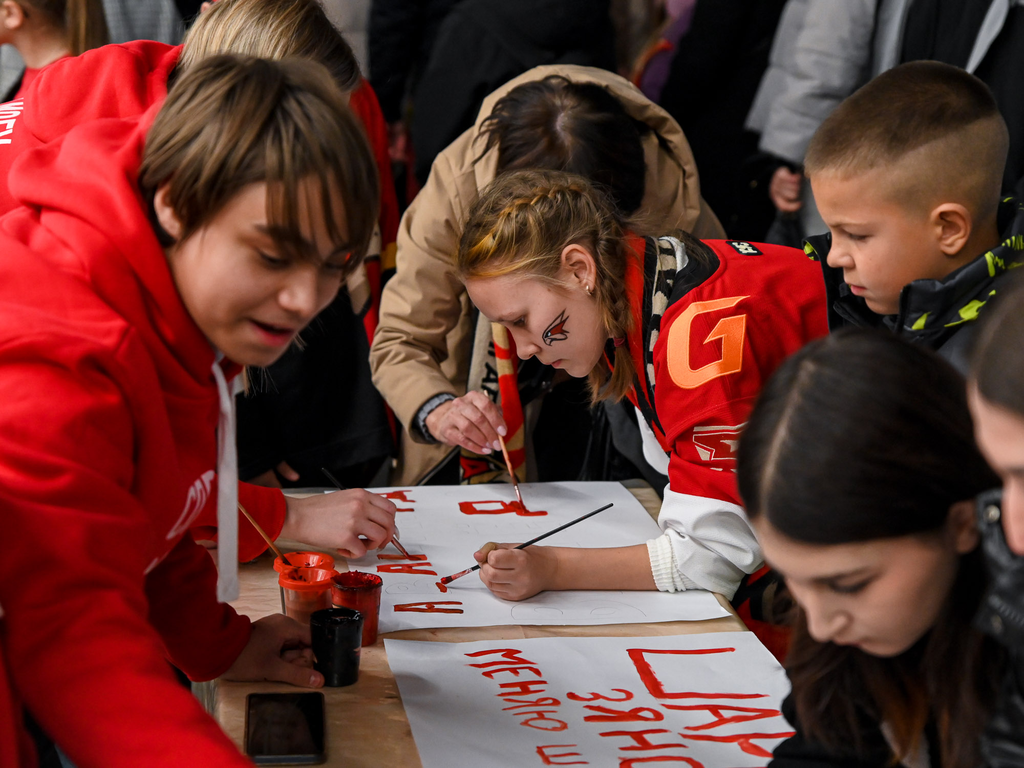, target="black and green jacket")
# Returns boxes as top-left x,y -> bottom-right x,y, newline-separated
804,198 -> 1024,374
